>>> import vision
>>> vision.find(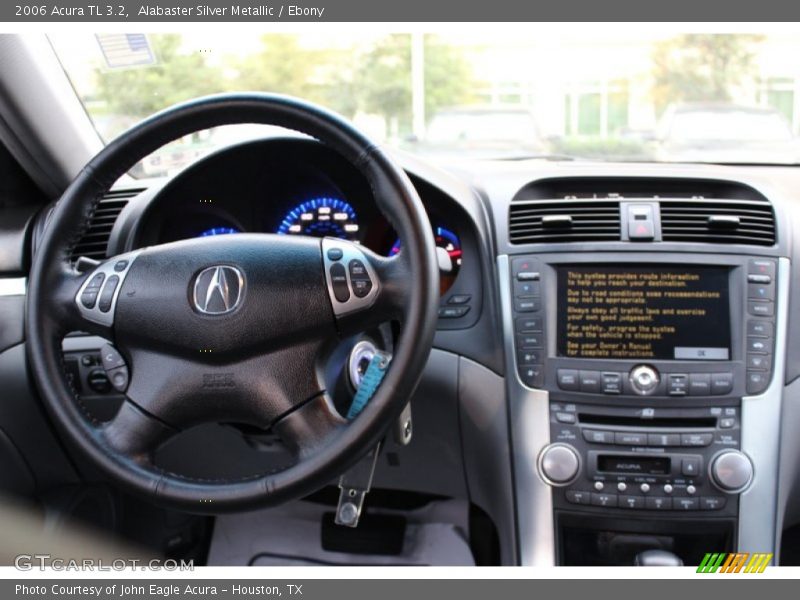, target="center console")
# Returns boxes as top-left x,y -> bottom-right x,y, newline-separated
503,251 -> 782,565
